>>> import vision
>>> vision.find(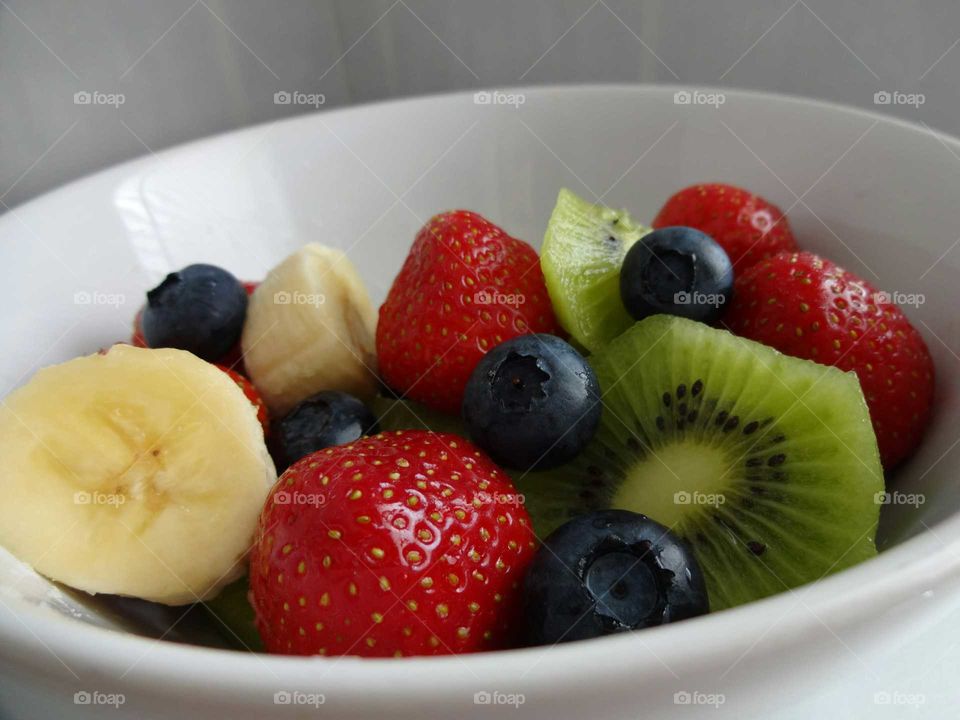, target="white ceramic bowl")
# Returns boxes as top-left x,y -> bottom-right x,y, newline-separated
2,86 -> 960,720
